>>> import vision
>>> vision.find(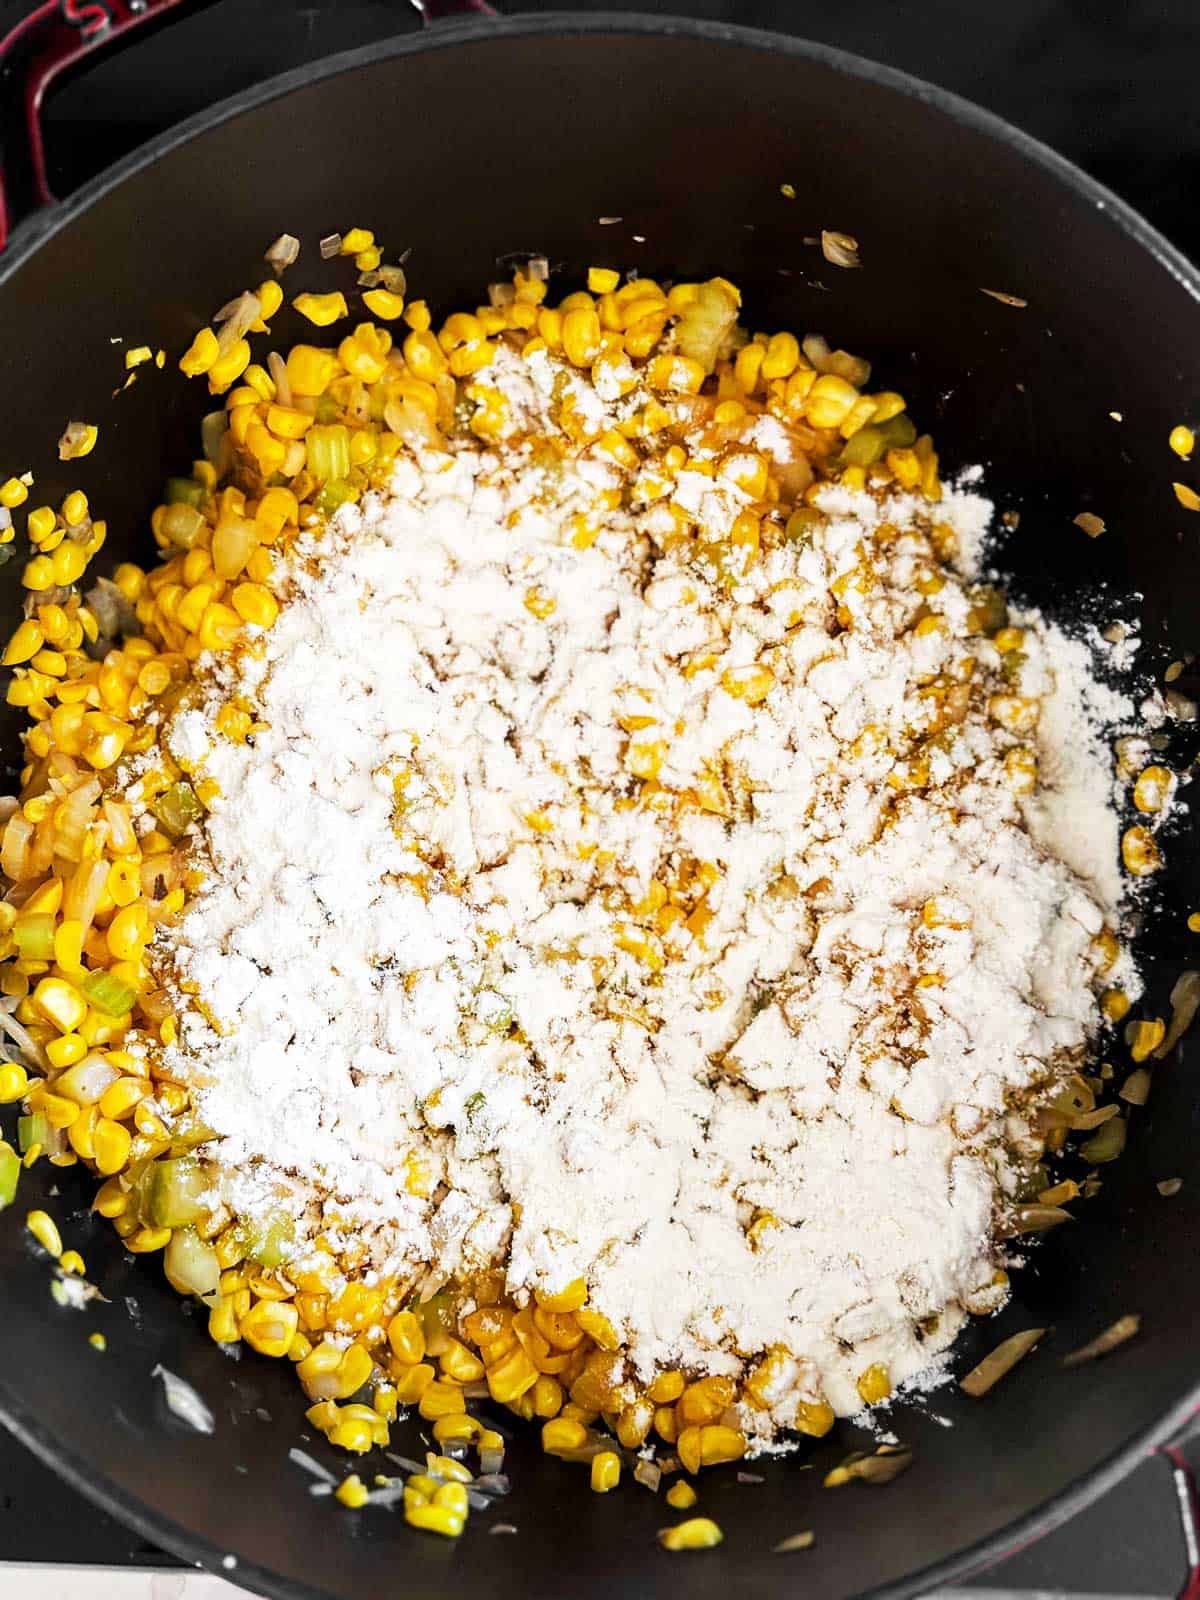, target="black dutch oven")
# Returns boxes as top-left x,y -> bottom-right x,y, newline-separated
1,8 -> 1199,1598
